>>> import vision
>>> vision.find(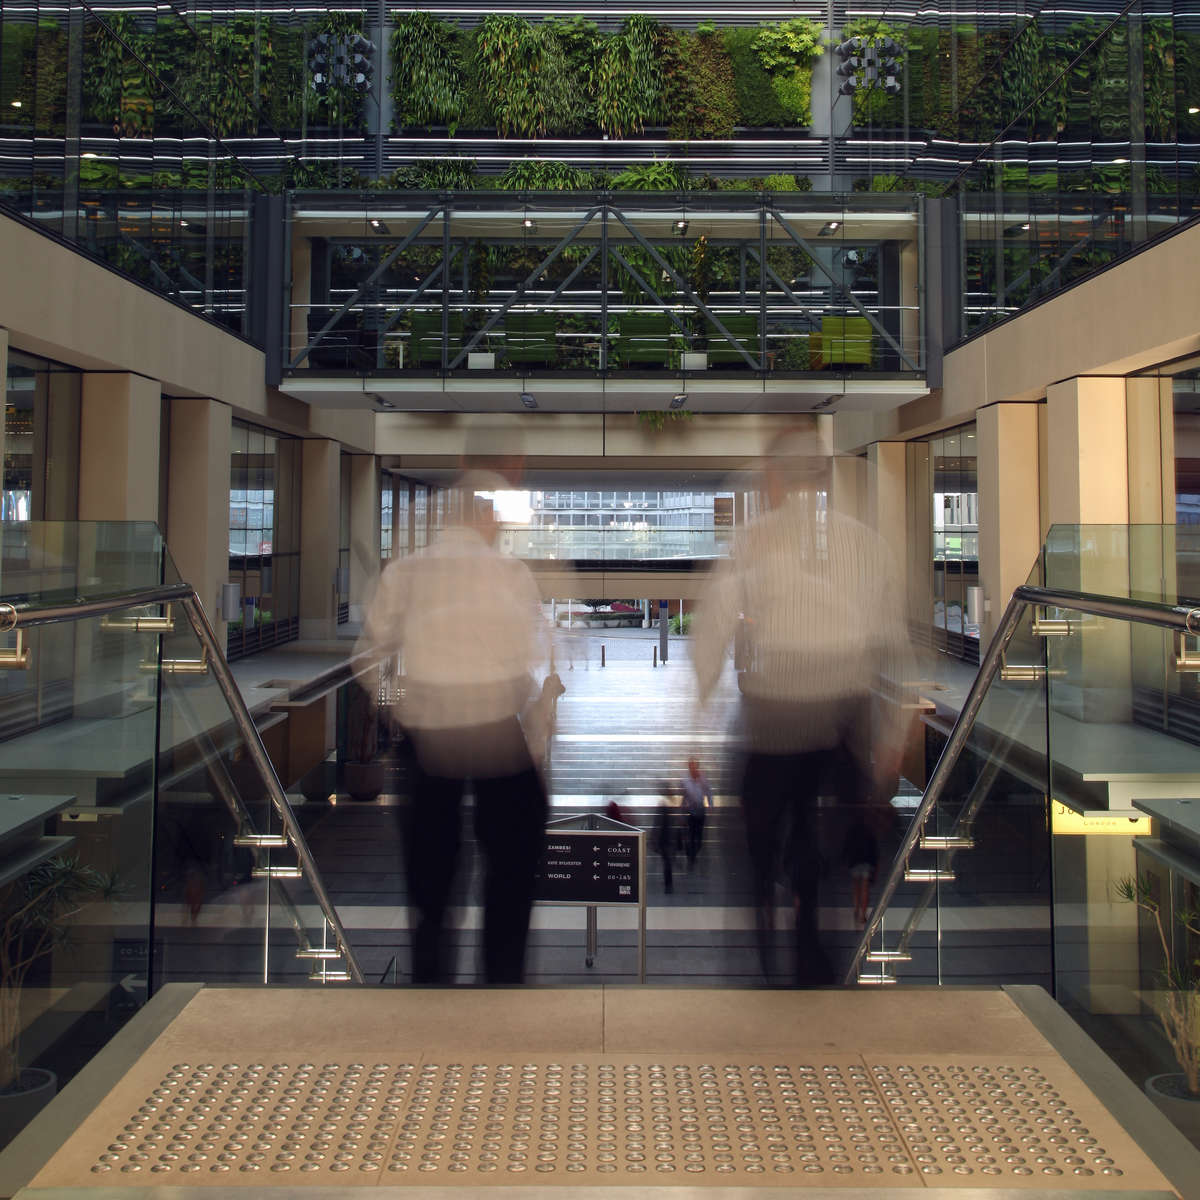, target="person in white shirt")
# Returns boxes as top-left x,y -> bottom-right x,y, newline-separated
692,427 -> 913,983
362,470 -> 553,984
